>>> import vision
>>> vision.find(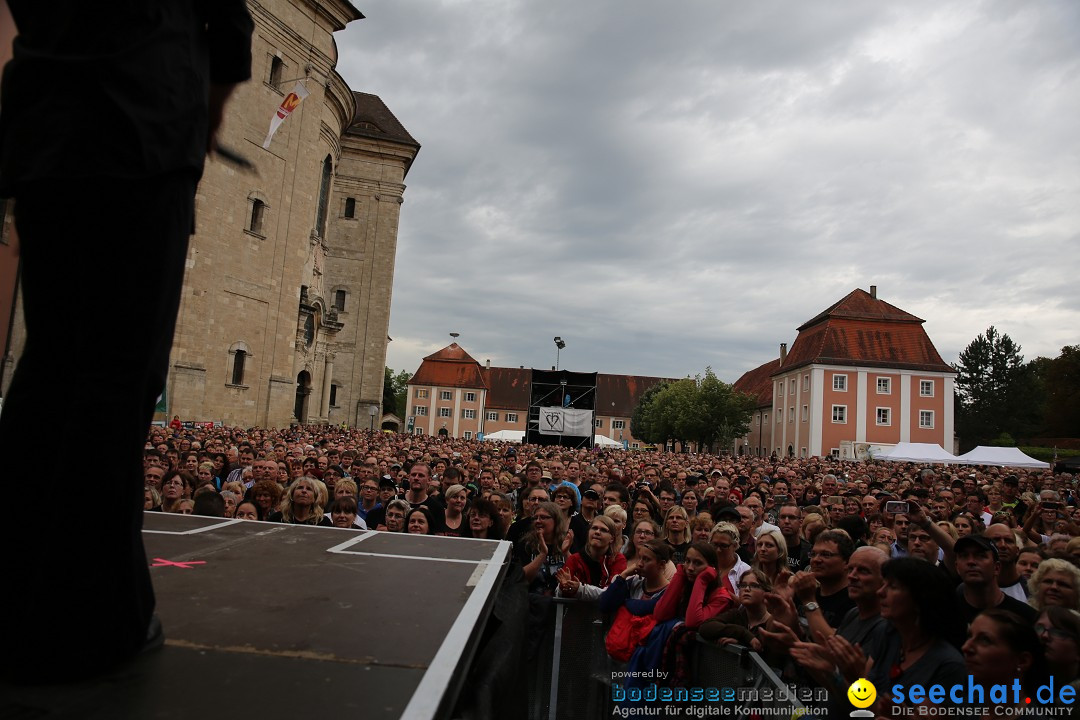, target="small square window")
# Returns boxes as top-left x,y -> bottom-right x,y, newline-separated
613,420 -> 625,429
506,413 -> 518,423
440,391 -> 452,401
486,411 -> 498,421
438,407 -> 451,418
463,409 -> 476,419
833,375 -> 847,391
920,380 -> 934,397
465,392 -> 477,402
415,427 -> 424,436
919,410 -> 934,429
464,431 -> 473,440
414,406 -> 428,416
876,407 -> 891,426
415,389 -> 428,399
595,419 -> 604,429
832,405 -> 847,423
876,377 -> 891,394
